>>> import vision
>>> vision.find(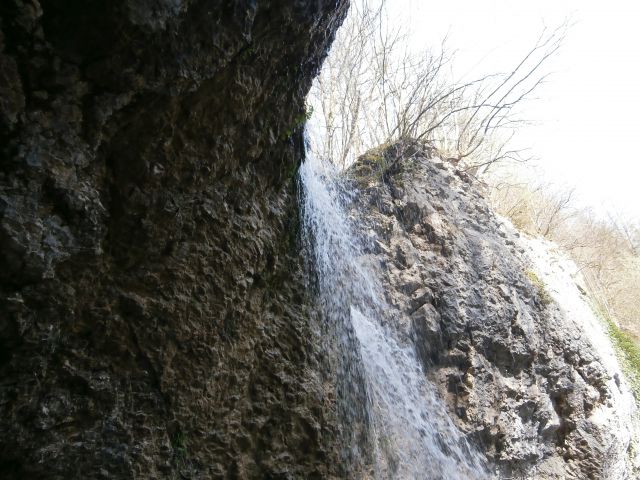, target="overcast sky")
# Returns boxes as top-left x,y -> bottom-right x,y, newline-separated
386,0 -> 640,221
